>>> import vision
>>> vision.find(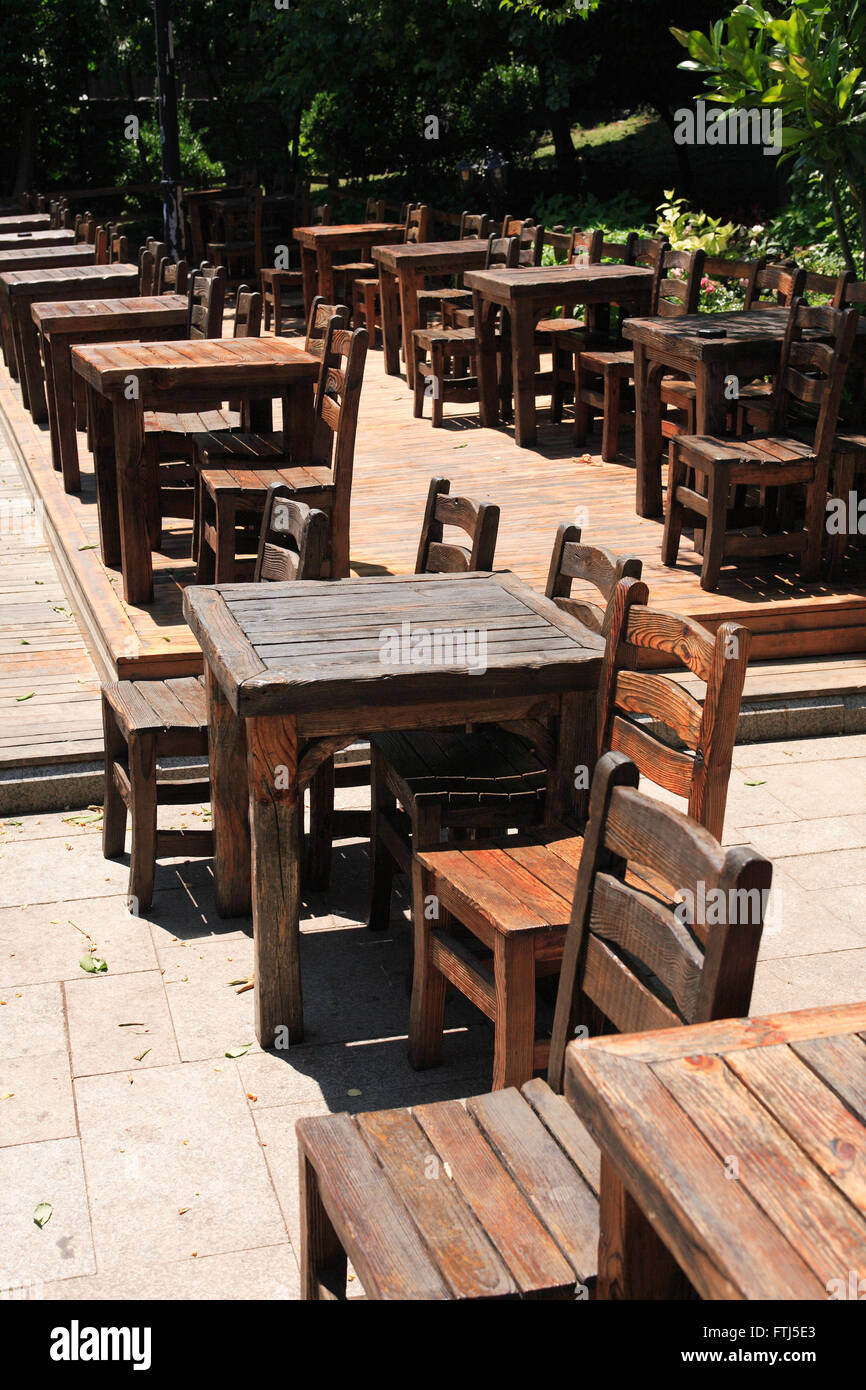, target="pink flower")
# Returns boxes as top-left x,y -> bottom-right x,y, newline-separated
701,277 -> 718,293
